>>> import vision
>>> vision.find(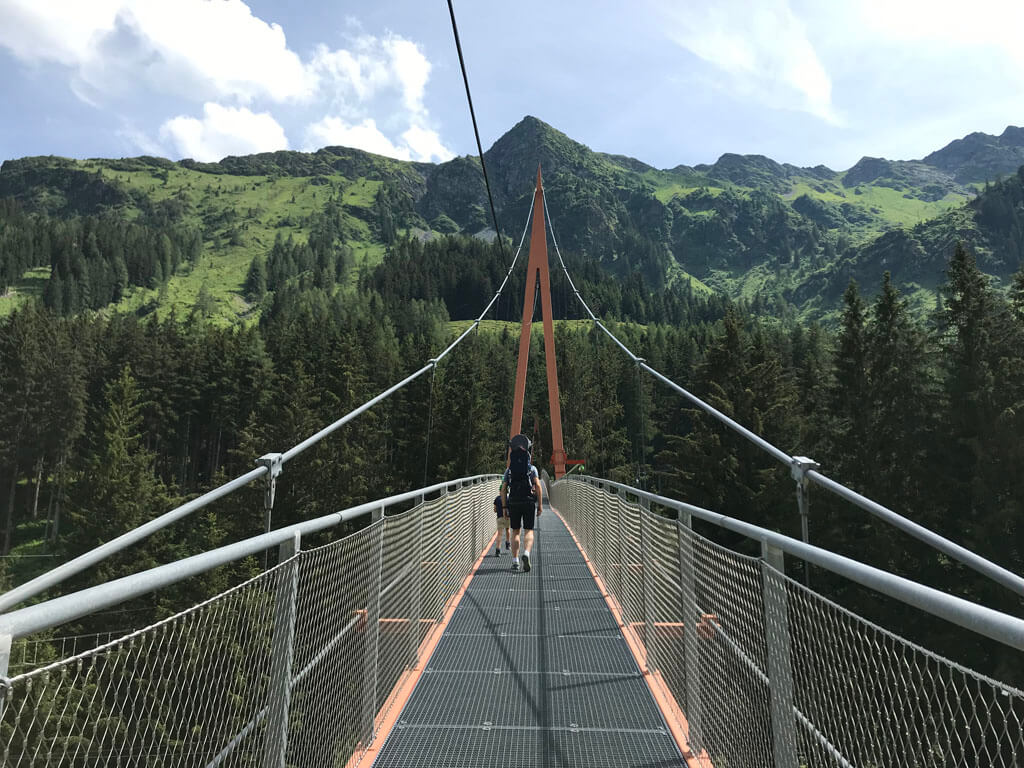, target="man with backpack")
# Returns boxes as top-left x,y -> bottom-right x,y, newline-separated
500,434 -> 544,572
493,493 -> 512,556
